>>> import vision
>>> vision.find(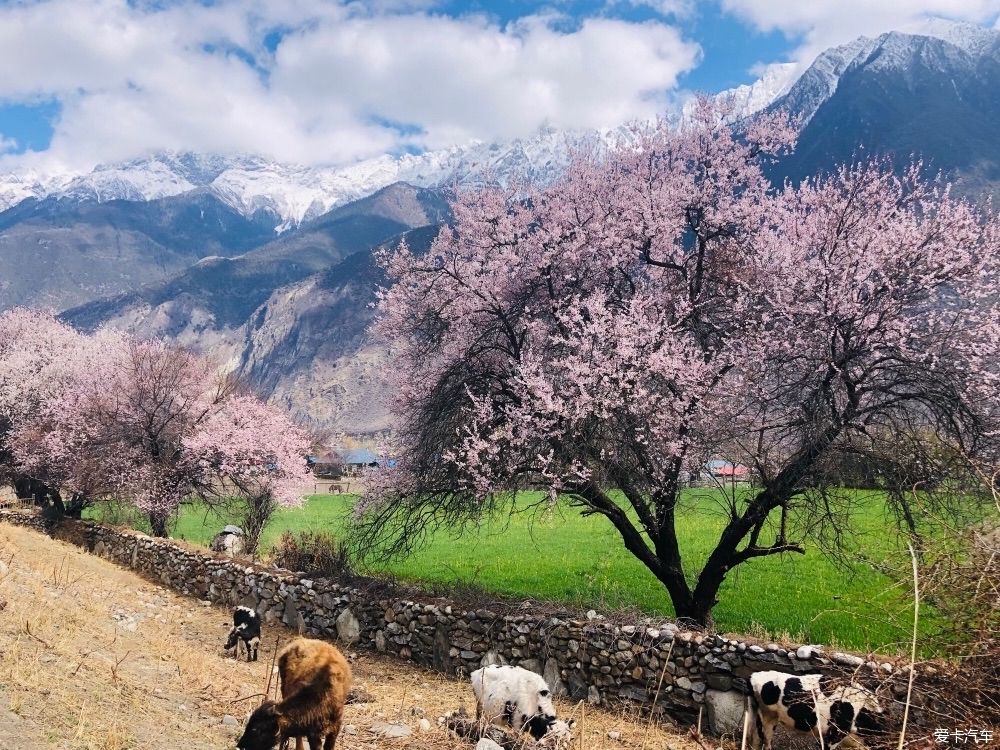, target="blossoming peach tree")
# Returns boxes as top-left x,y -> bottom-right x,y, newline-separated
0,309 -> 312,538
356,104 -> 1000,626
